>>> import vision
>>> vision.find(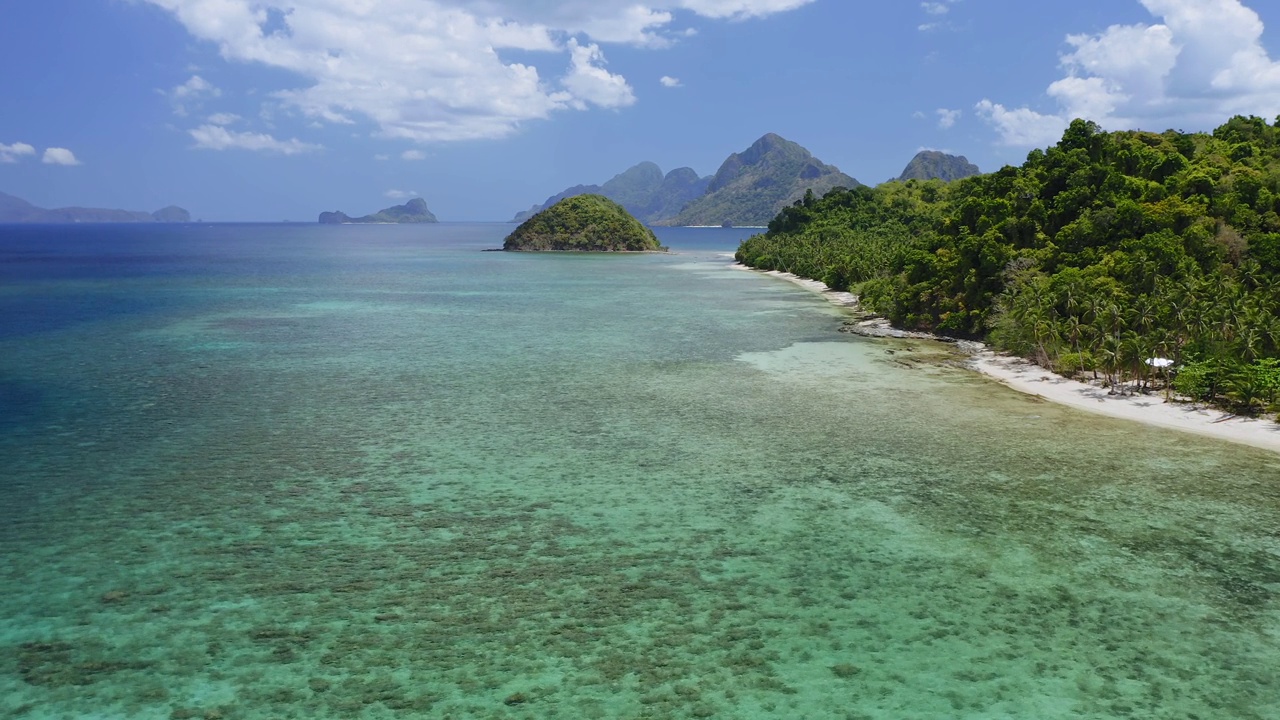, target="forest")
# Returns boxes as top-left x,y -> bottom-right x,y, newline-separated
735,117 -> 1280,418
